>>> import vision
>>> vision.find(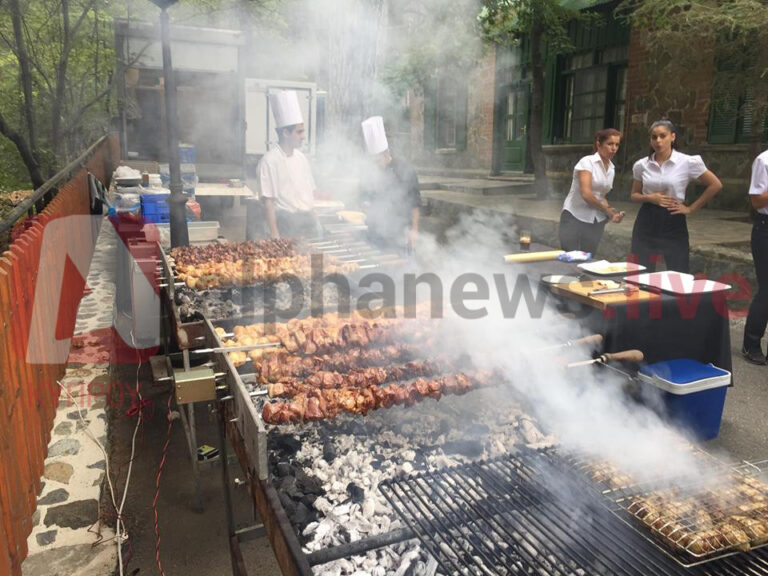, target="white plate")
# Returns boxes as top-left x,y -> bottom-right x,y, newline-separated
541,274 -> 581,285
578,260 -> 647,276
624,271 -> 732,295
